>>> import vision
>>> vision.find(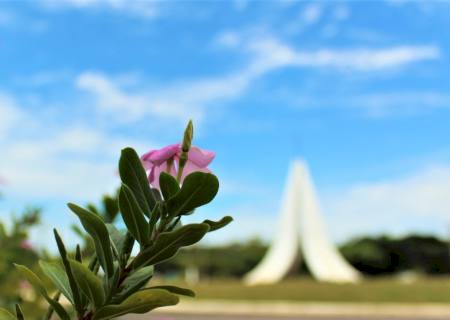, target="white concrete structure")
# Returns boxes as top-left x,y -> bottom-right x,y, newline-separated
244,160 -> 360,285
